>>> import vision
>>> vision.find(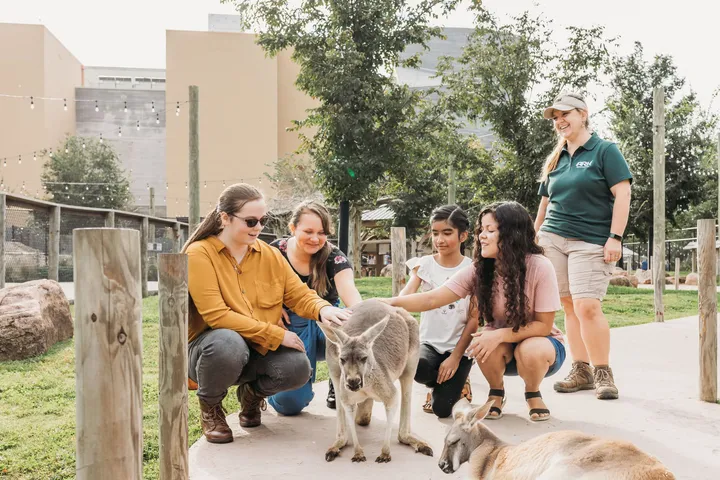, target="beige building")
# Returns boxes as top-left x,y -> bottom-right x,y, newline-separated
165,30 -> 316,217
0,23 -> 82,196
